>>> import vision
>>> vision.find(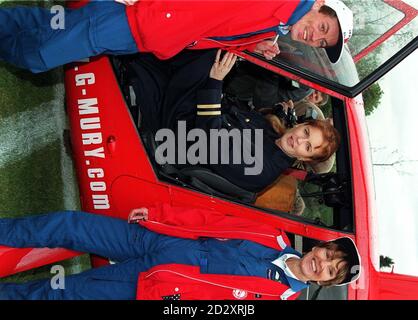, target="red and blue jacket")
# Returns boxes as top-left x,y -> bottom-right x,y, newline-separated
125,0 -> 309,59
136,204 -> 308,300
